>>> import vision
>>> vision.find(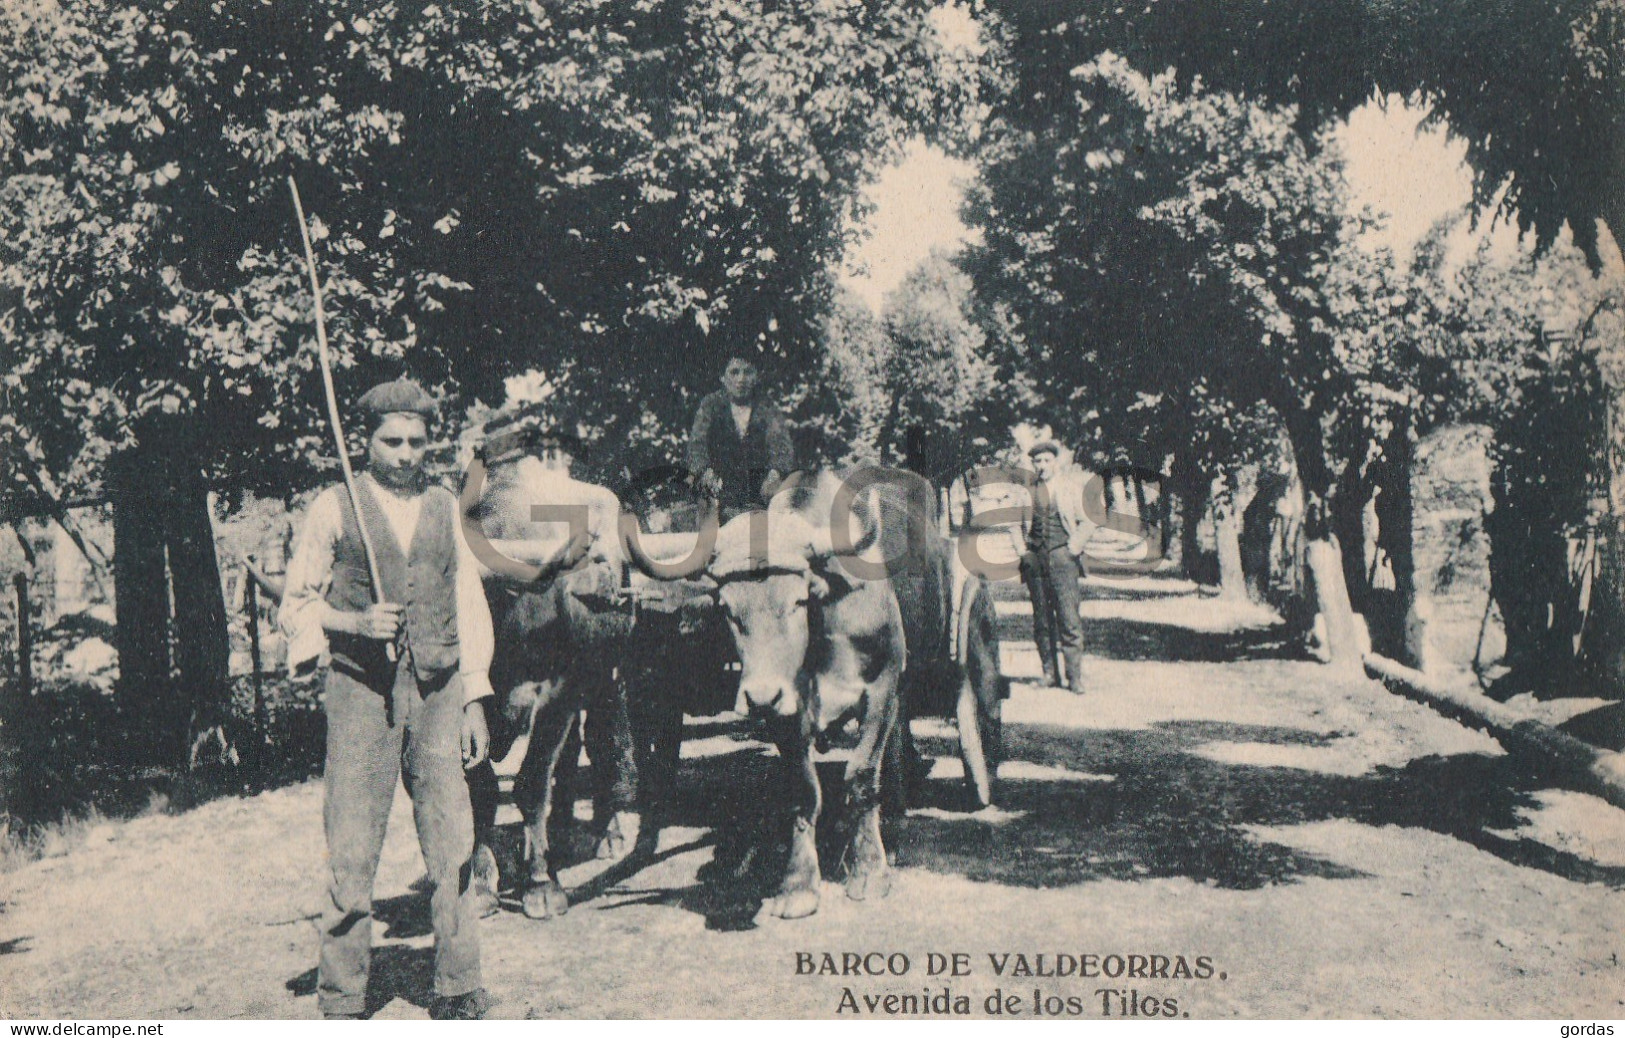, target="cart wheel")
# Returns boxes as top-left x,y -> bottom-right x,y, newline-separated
956,678 -> 1000,808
